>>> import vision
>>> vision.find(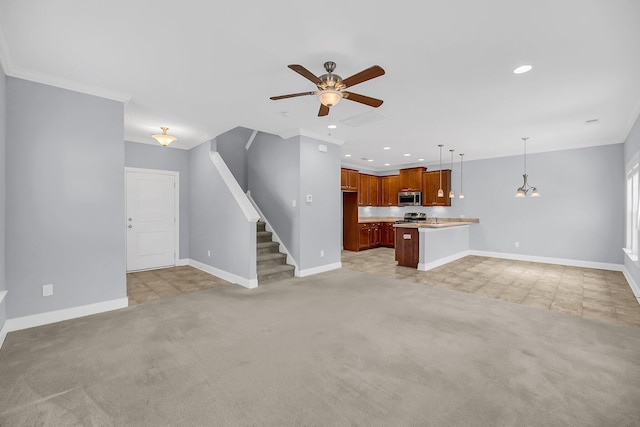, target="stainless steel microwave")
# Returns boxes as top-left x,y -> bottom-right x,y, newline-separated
398,191 -> 422,206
